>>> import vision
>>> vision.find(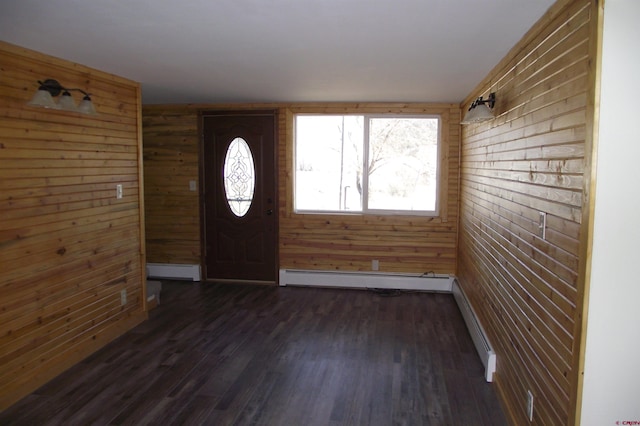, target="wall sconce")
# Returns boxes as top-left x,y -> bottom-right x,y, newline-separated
28,79 -> 97,115
461,92 -> 495,124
